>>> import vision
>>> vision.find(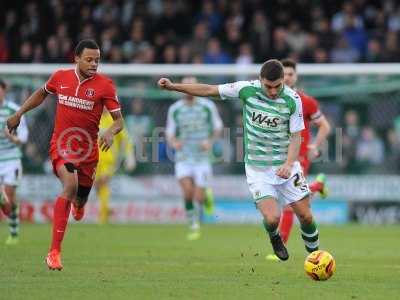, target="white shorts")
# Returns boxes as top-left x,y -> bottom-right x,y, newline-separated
175,161 -> 212,188
0,160 -> 23,186
245,162 -> 310,205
